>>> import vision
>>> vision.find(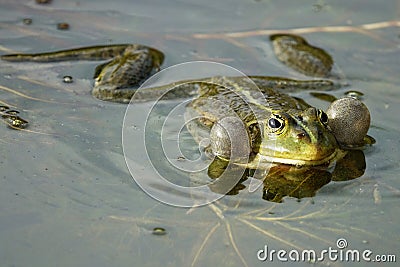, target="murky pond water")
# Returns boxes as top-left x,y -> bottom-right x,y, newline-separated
1,0 -> 399,266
